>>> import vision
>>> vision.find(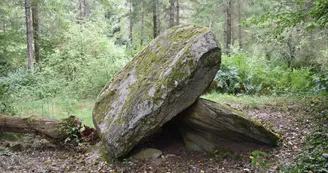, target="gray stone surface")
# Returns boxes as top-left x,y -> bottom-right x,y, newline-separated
93,24 -> 221,158
131,148 -> 163,160
179,98 -> 280,153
